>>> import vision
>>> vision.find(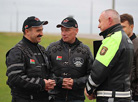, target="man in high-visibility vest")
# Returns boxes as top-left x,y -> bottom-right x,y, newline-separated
85,9 -> 134,102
